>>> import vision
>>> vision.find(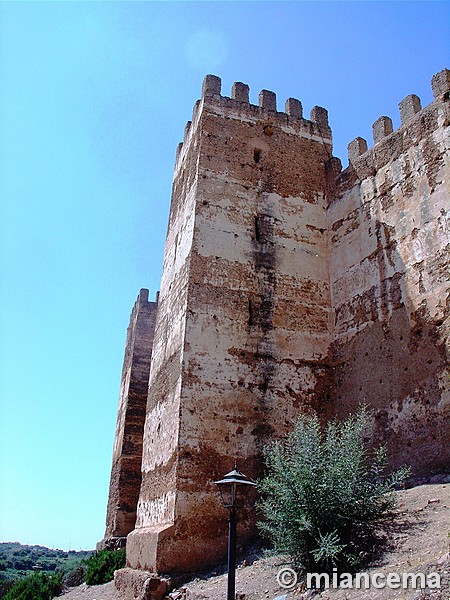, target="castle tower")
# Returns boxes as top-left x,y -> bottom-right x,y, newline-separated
98,289 -> 158,550
123,76 -> 336,577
